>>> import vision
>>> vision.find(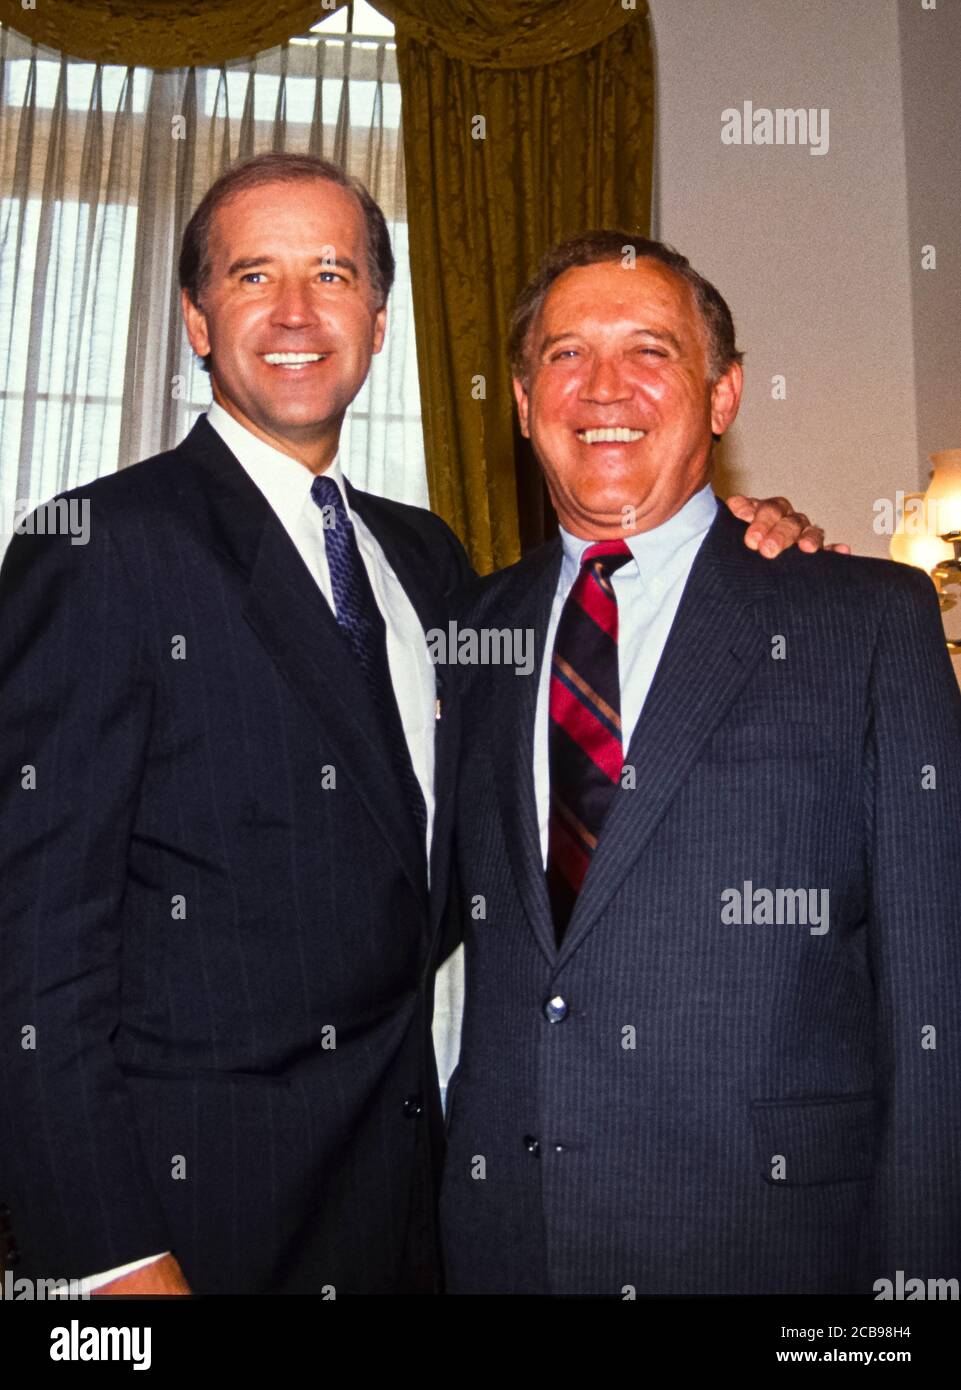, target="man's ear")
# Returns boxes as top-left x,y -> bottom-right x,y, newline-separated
371,305 -> 387,357
709,361 -> 743,439
512,375 -> 531,438
181,287 -> 211,361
